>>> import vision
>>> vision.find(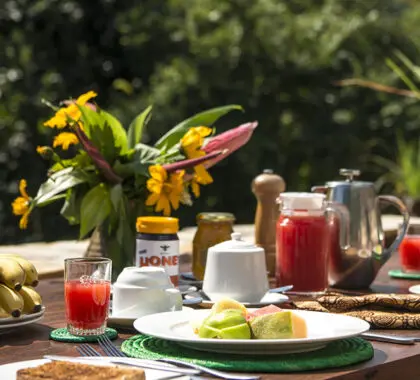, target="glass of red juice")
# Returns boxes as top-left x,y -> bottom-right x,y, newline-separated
276,192 -> 331,295
64,258 -> 112,336
399,224 -> 420,273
